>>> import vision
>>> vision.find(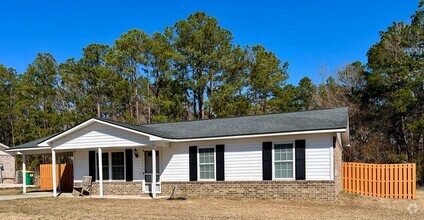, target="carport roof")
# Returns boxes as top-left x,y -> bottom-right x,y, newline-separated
7,134 -> 57,150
